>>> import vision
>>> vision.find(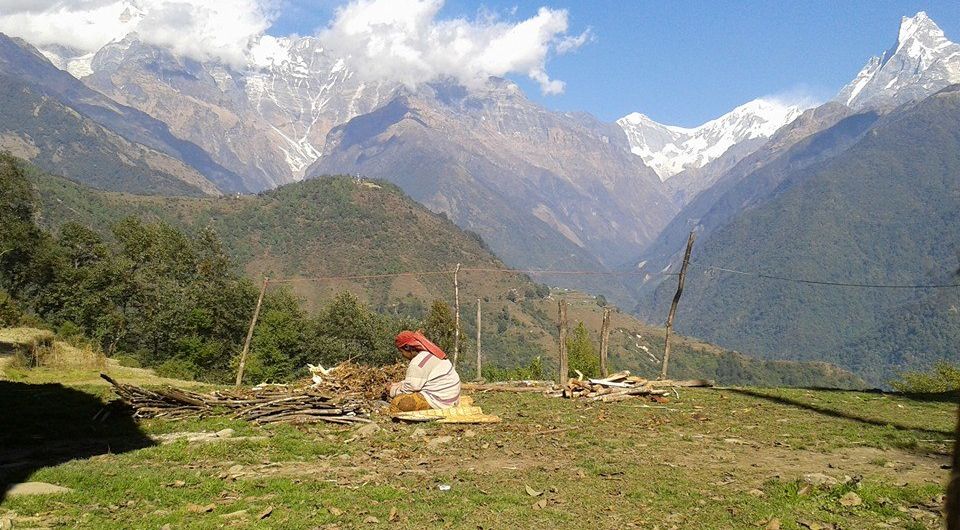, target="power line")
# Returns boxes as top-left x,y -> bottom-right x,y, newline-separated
268,271 -> 452,284
689,261 -> 960,289
266,267 -> 677,284
265,262 -> 959,290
